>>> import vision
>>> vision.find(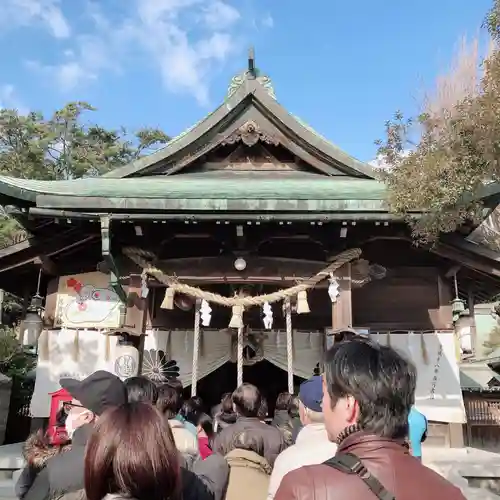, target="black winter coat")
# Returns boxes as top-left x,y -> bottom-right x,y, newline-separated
23,424 -> 92,500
